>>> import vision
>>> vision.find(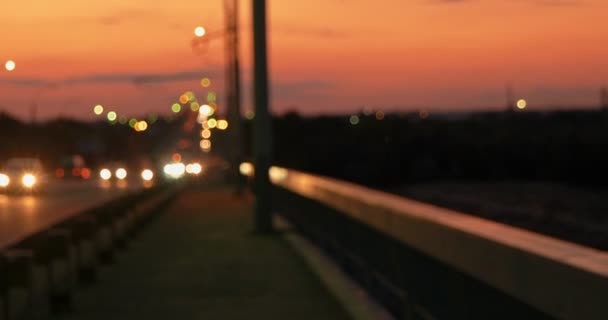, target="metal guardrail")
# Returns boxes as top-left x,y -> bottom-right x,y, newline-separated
264,167 -> 608,320
0,183 -> 179,319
